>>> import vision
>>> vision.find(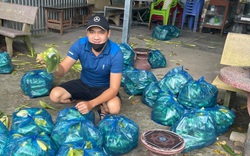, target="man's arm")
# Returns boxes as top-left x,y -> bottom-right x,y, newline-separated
53,56 -> 77,77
